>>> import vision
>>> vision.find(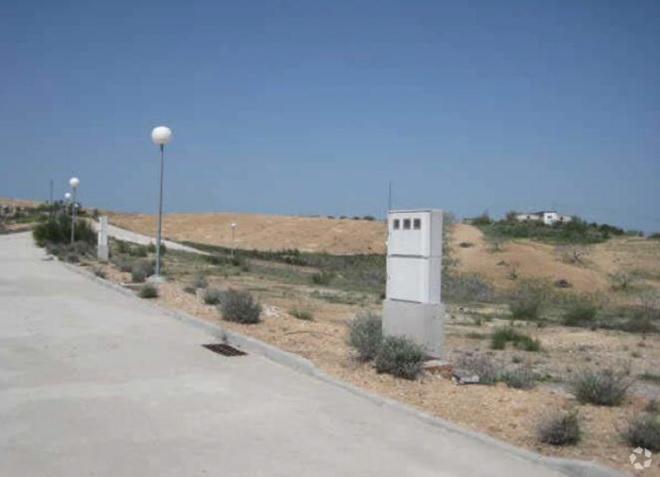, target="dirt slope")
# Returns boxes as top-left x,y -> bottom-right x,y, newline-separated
452,223 -> 610,292
108,212 -> 387,255
0,197 -> 40,208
